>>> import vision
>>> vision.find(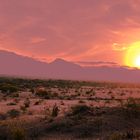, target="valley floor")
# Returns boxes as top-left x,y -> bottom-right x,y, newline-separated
0,78 -> 140,140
